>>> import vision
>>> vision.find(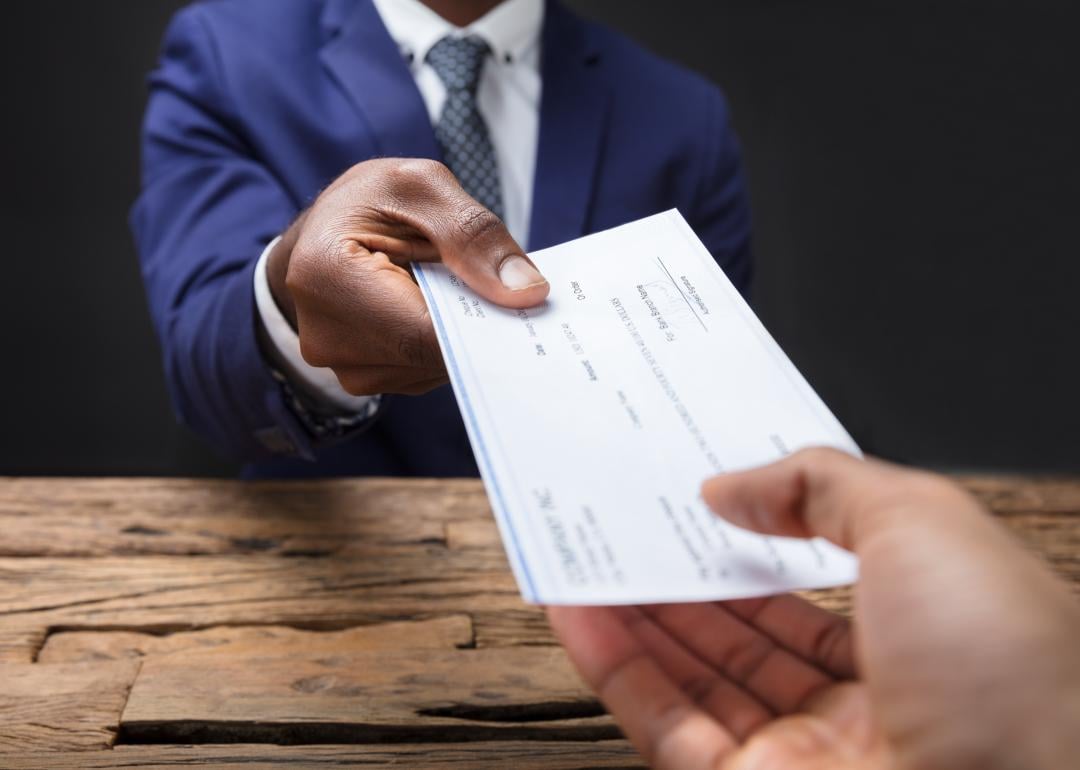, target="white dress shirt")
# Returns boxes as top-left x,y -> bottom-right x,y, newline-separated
254,0 -> 544,413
